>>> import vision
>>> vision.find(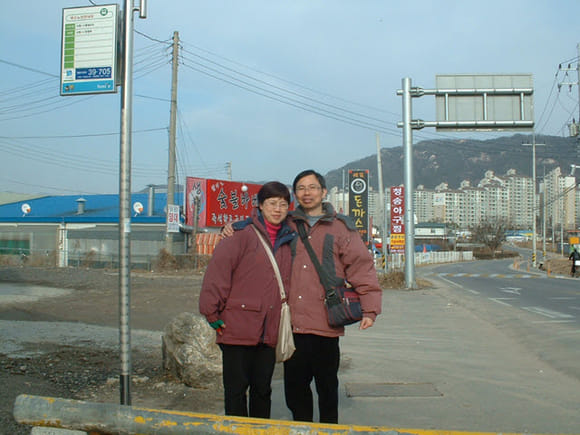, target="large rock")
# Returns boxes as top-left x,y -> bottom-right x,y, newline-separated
162,312 -> 222,389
